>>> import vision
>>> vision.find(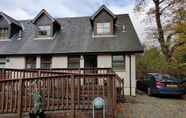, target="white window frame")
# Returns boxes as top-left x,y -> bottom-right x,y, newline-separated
96,22 -> 111,34
37,25 -> 51,38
